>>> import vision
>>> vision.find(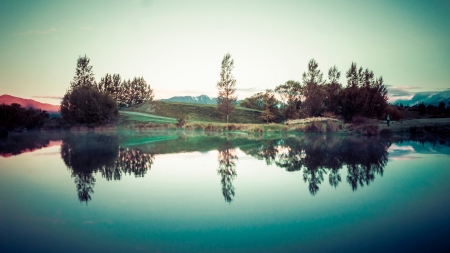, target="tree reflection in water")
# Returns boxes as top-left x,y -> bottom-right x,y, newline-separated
217,141 -> 238,203
60,133 -> 154,203
242,135 -> 390,196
